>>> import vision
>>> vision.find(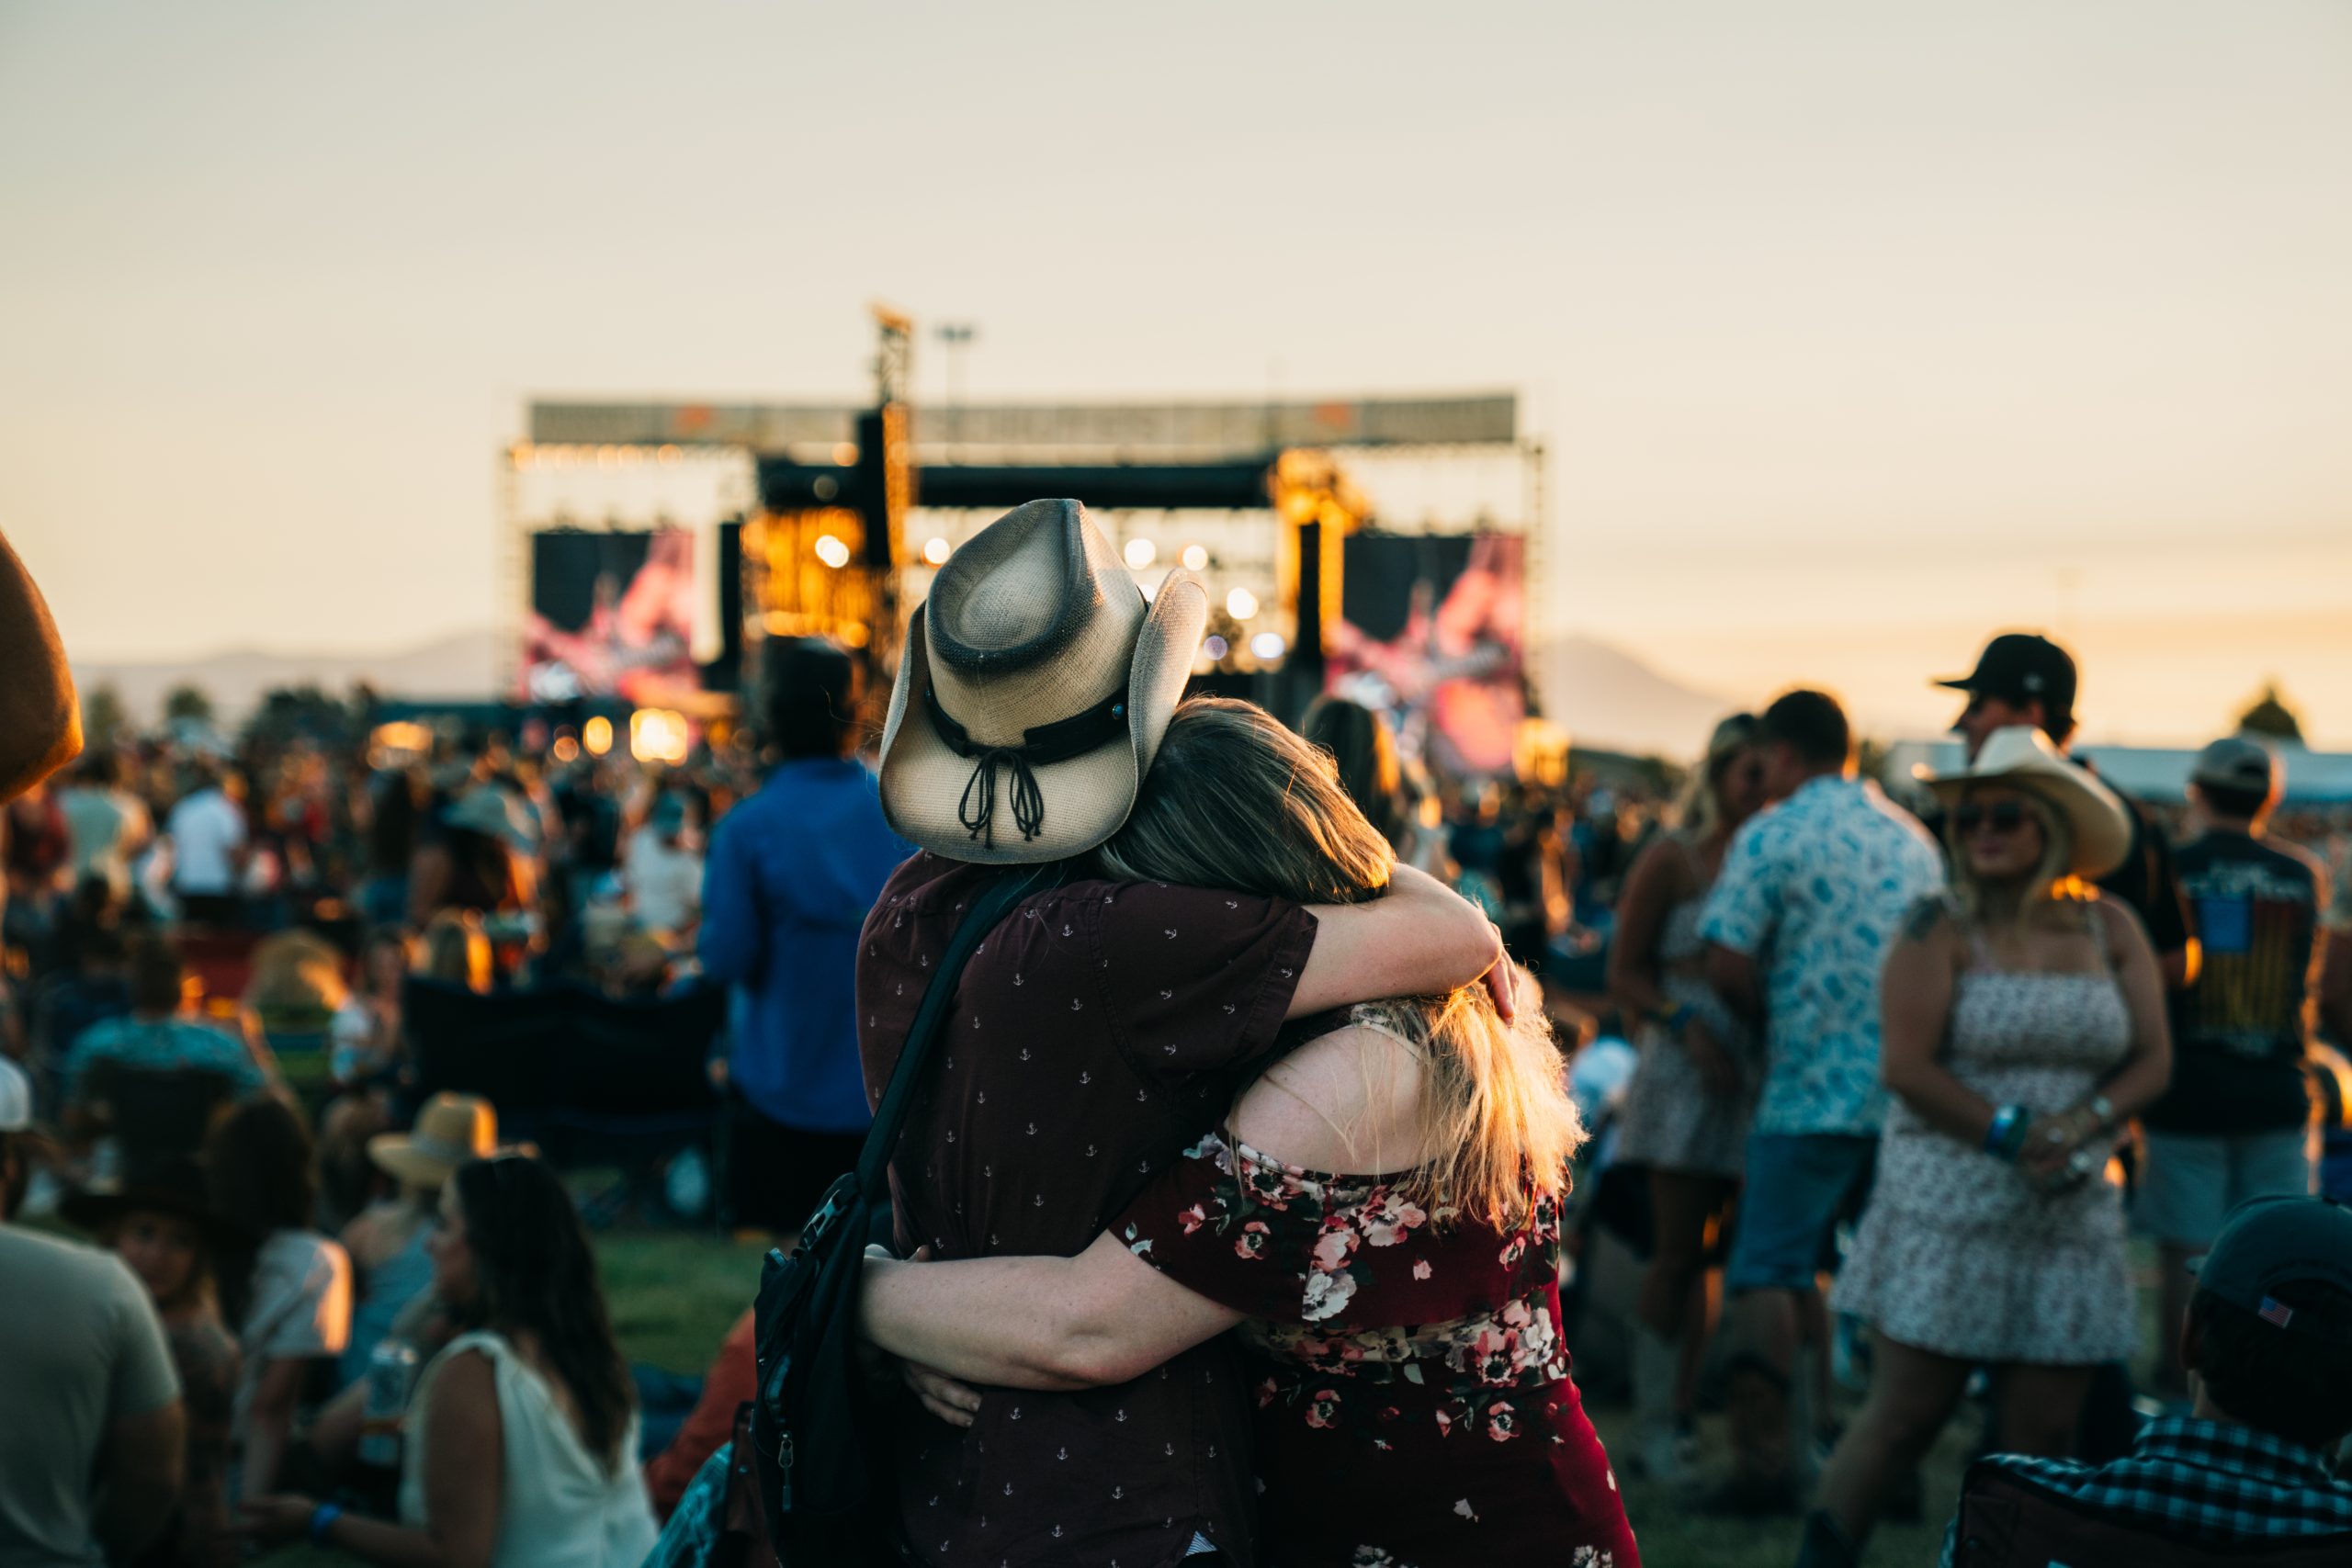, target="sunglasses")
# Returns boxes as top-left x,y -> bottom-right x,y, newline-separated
1955,801 -> 2030,835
